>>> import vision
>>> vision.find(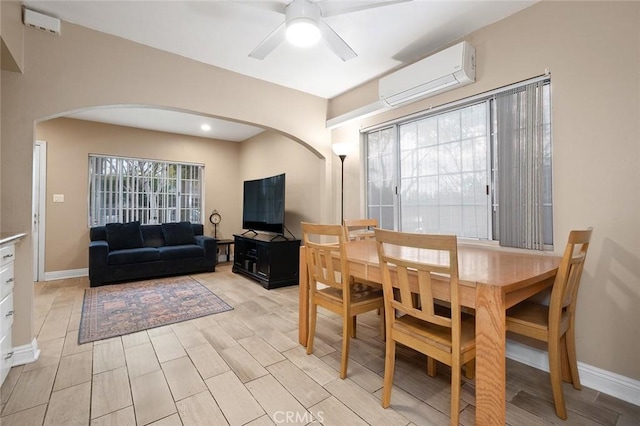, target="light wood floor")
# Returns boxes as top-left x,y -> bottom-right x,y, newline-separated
1,263 -> 638,425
